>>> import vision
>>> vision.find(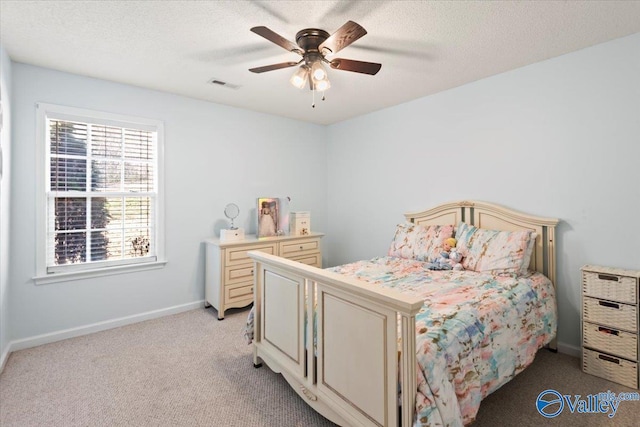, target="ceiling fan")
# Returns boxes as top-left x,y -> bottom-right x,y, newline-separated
249,21 -> 381,106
